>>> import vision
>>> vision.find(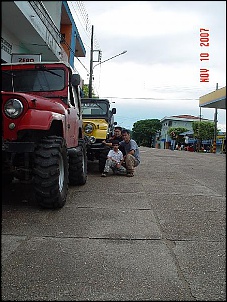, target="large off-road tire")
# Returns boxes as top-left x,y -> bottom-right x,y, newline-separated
99,147 -> 110,172
2,172 -> 13,185
68,140 -> 87,185
2,153 -> 14,184
33,136 -> 69,209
